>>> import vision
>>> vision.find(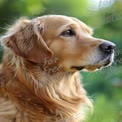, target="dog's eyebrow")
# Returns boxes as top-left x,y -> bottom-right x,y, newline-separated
85,27 -> 94,35
57,23 -> 78,34
78,22 -> 93,35
71,17 -> 94,35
